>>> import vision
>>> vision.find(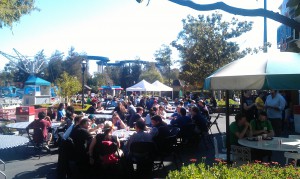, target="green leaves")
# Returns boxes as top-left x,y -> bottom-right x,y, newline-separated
0,0 -> 37,29
172,13 -> 253,86
55,72 -> 81,103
